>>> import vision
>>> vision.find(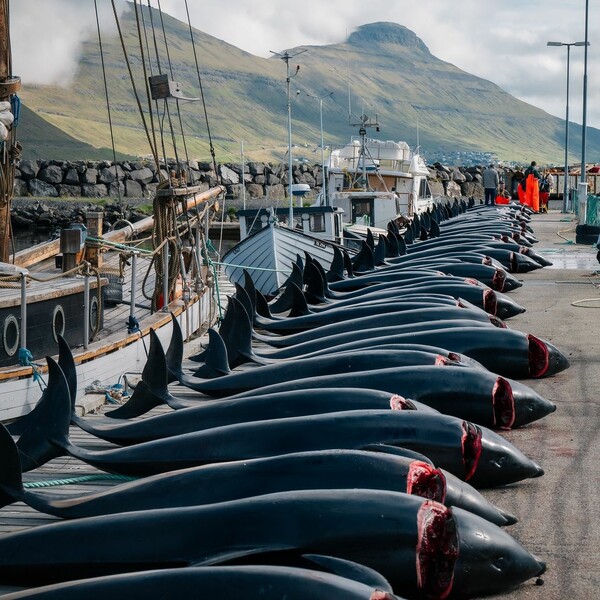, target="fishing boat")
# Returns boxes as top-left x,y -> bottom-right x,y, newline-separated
316,114 -> 437,229
223,113 -> 440,295
0,1 -> 223,422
